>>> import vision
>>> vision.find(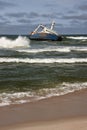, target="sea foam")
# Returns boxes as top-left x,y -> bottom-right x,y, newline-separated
0,57 -> 87,64
0,82 -> 87,107
18,46 -> 87,54
67,36 -> 87,40
0,36 -> 30,49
